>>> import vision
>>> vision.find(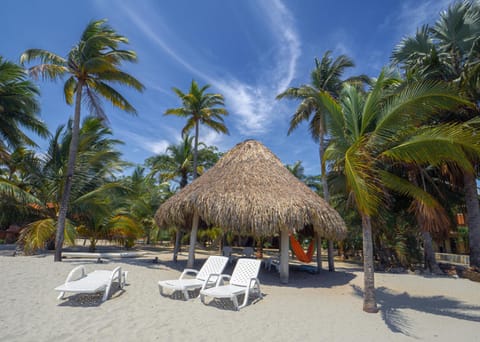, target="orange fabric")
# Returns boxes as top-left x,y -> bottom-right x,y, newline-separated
290,235 -> 315,263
